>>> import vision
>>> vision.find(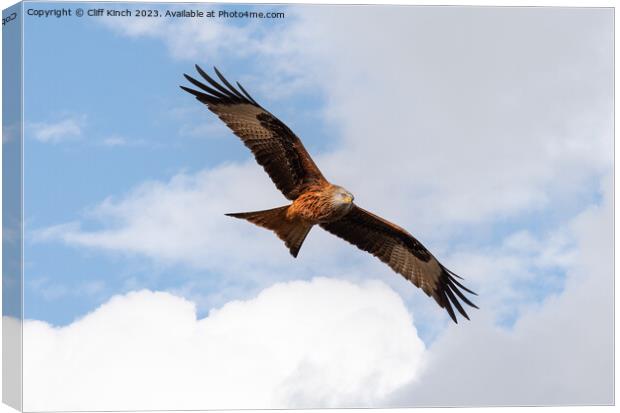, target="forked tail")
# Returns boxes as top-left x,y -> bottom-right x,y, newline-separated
226,206 -> 312,258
